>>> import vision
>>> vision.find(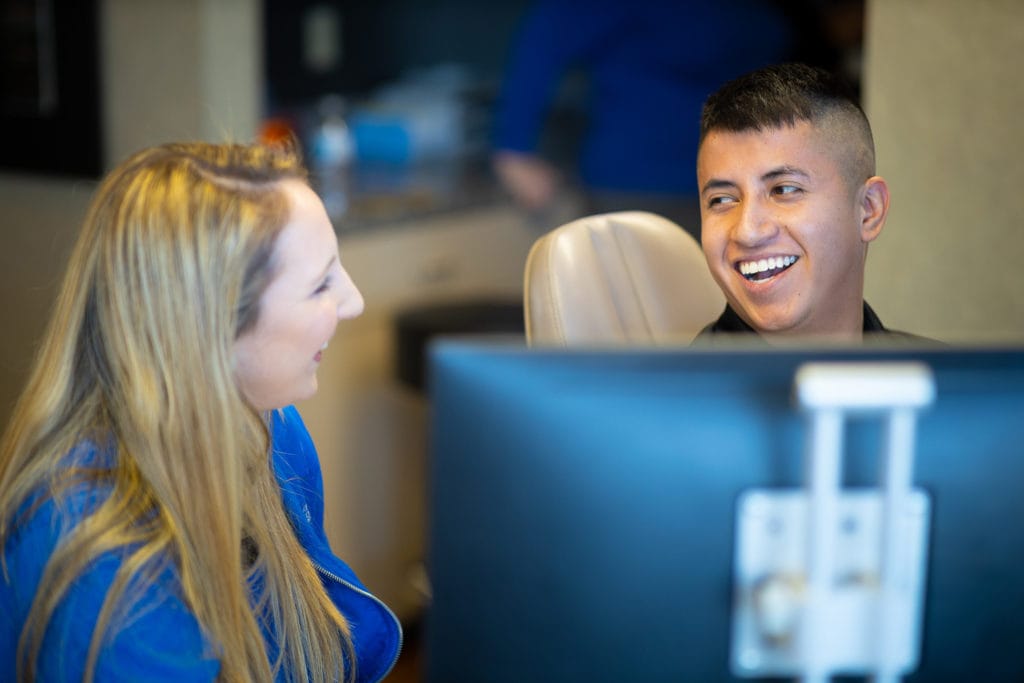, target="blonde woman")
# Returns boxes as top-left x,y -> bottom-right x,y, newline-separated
0,142 -> 401,681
